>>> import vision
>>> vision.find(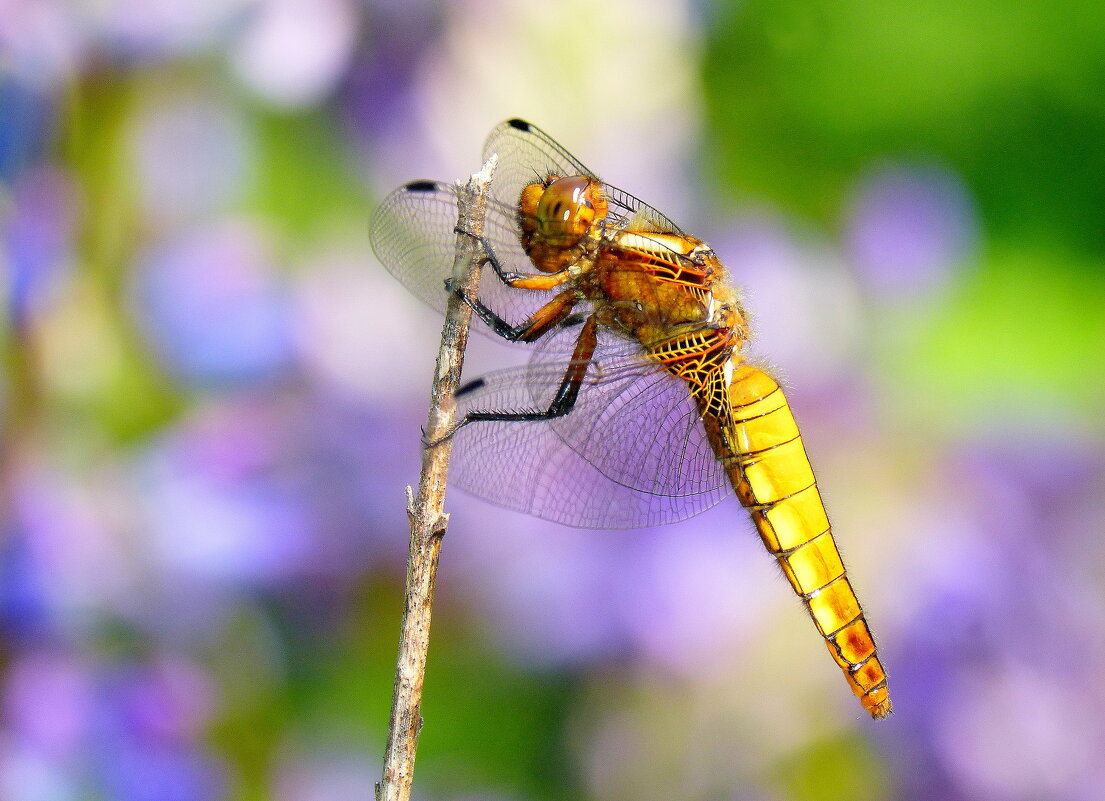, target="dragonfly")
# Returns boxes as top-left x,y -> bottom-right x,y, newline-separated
370,119 -> 891,719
